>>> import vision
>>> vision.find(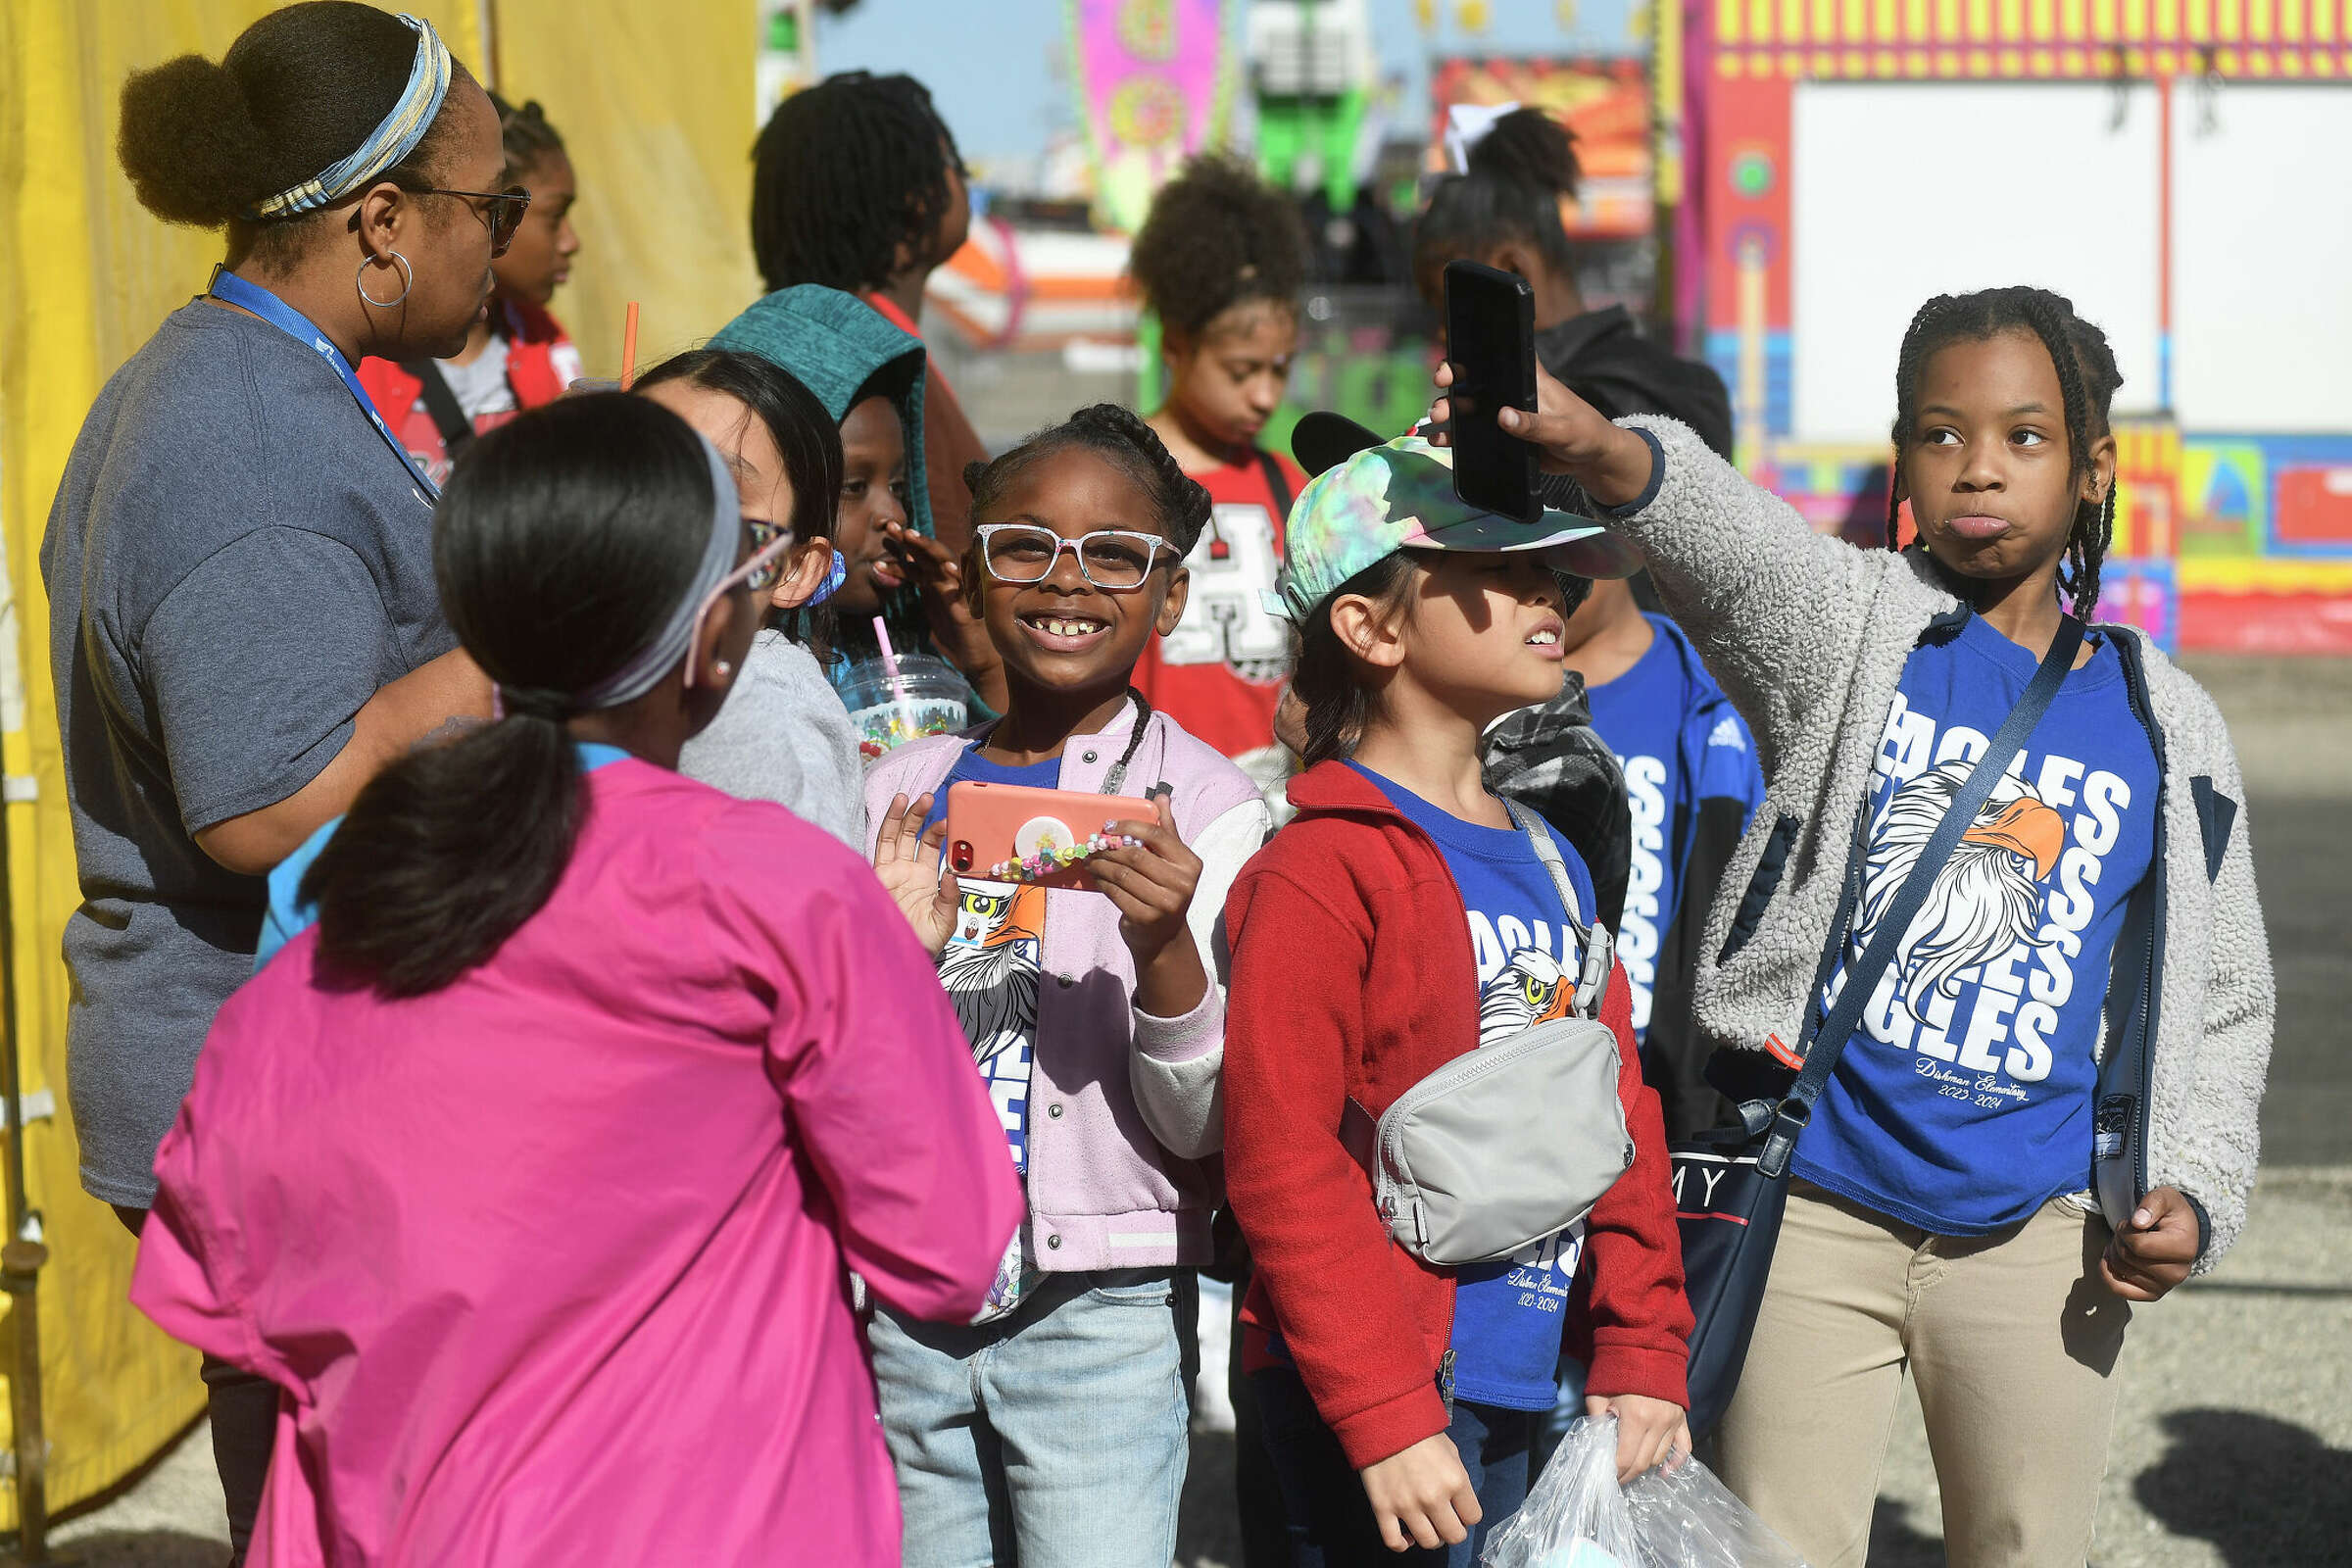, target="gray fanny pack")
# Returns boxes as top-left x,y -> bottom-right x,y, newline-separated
1340,801 -> 1634,1268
